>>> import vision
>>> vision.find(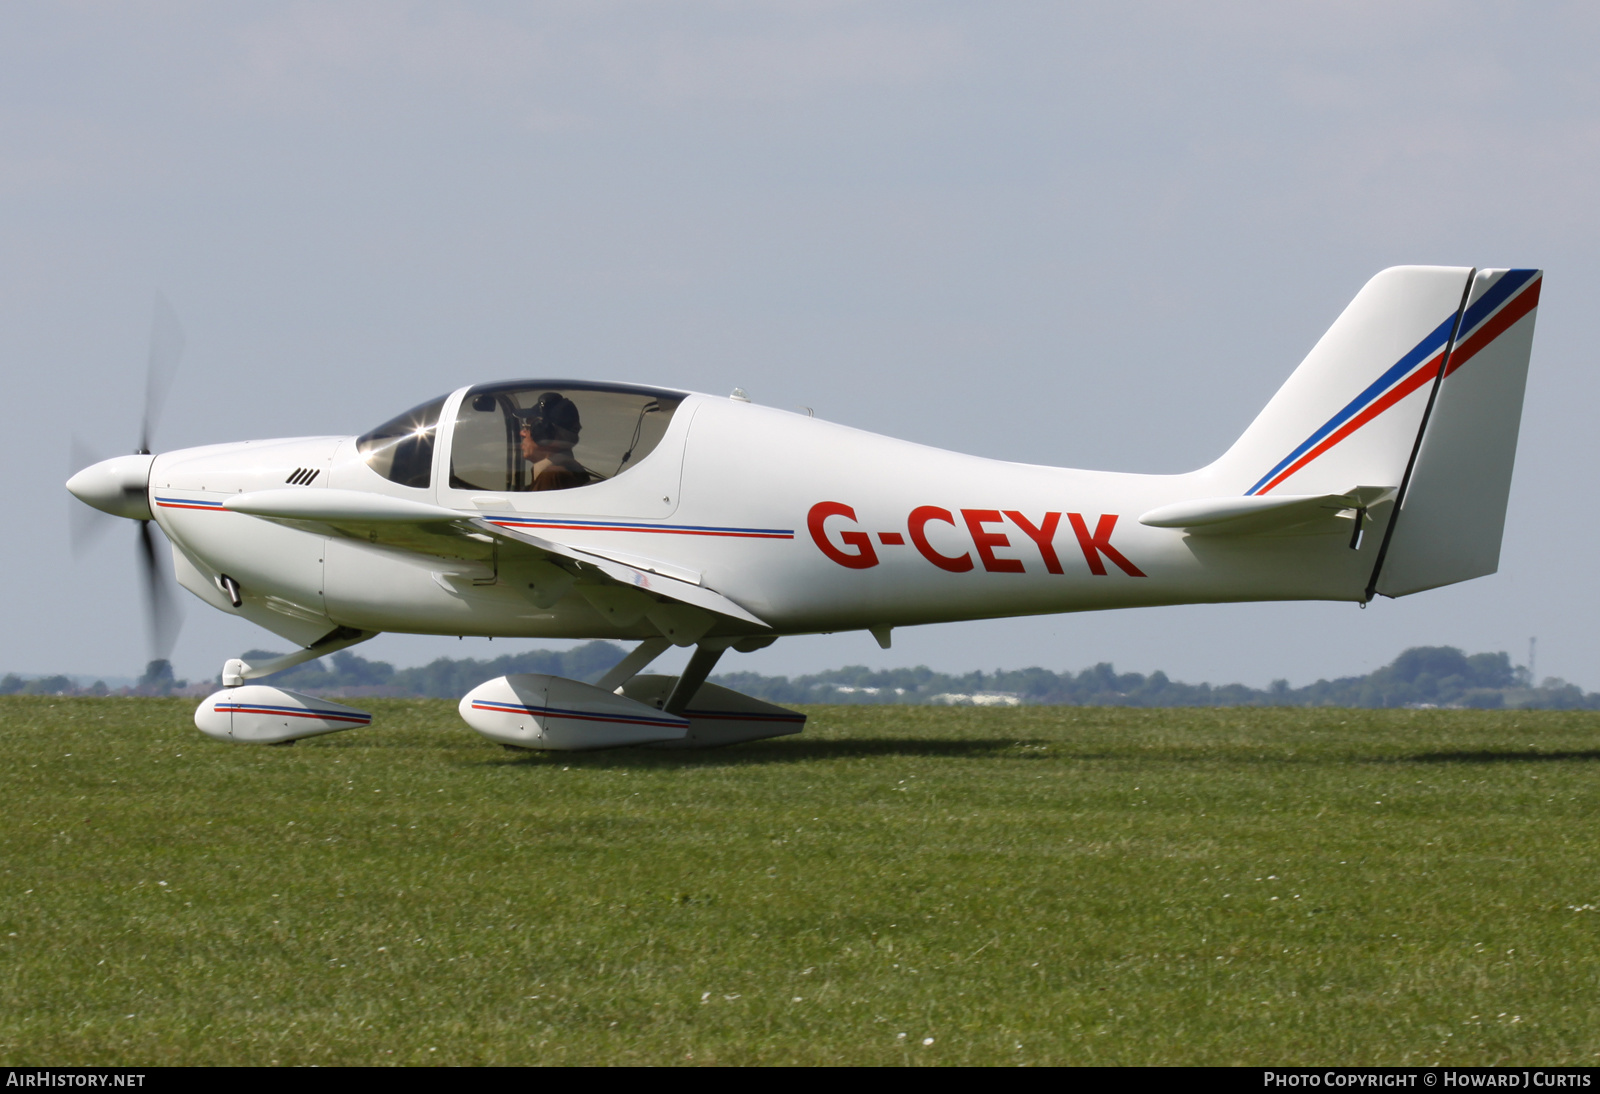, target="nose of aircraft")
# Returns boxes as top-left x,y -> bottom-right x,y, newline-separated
66,454 -> 156,520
